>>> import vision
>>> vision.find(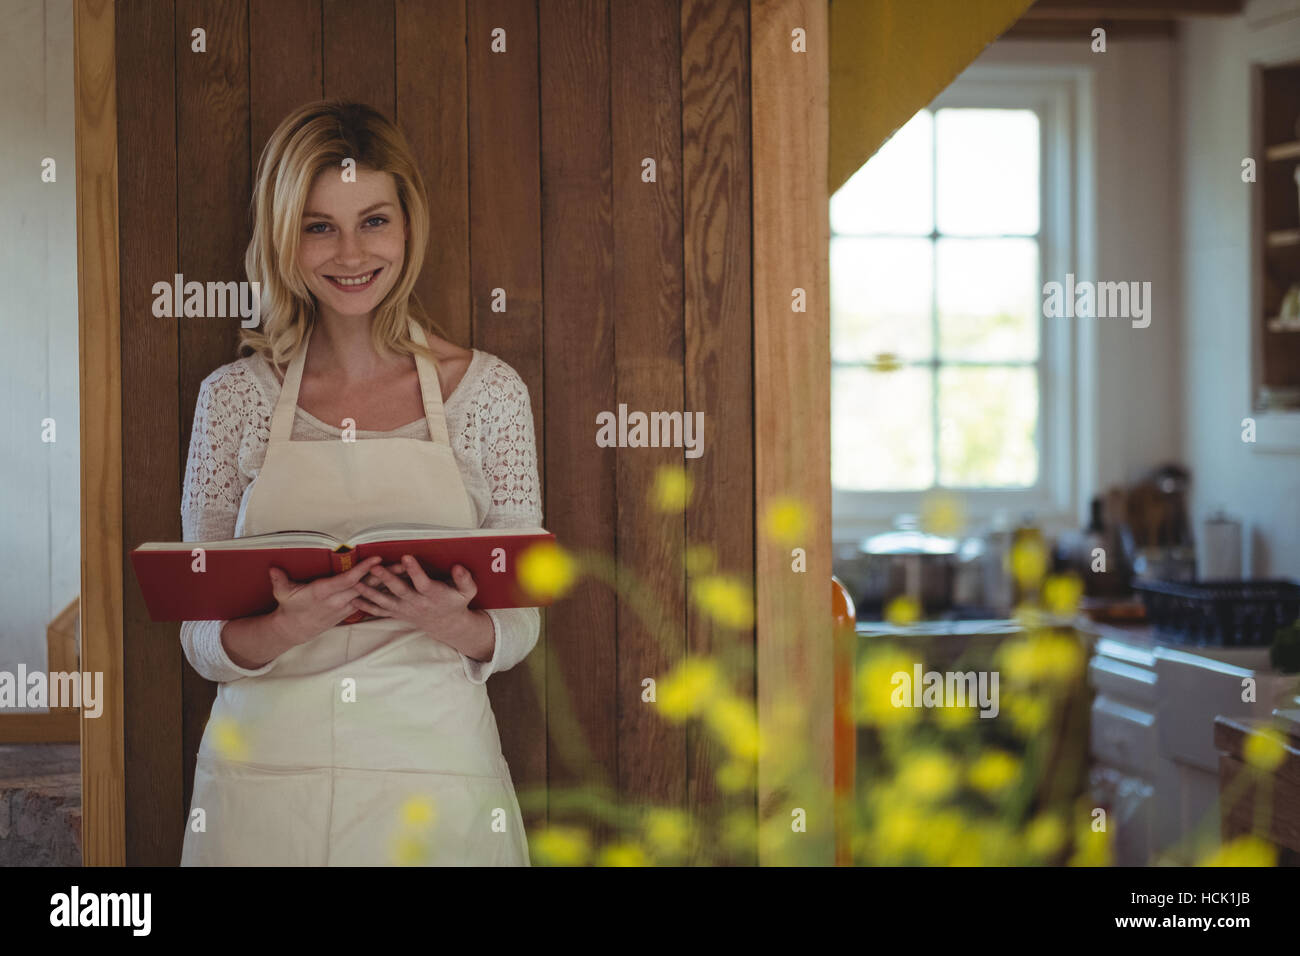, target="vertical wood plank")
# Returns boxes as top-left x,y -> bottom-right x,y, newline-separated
323,0 -> 395,114
250,0 -> 323,163
396,0 -> 469,347
175,0 -> 251,817
536,0 -> 618,835
116,0 -> 181,866
74,0 -> 125,866
610,0 -> 687,815
682,0 -> 755,860
750,0 -> 833,865
467,0 -> 550,830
